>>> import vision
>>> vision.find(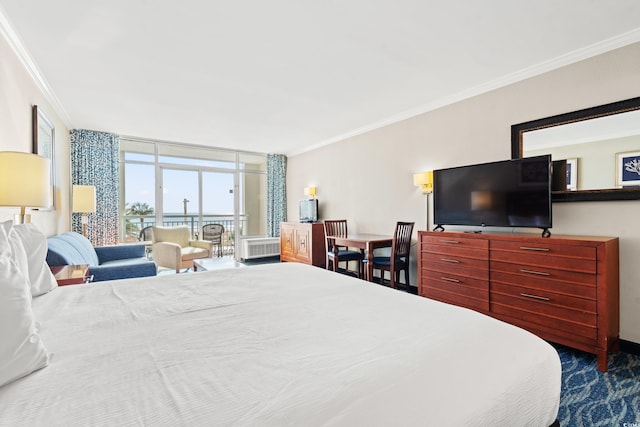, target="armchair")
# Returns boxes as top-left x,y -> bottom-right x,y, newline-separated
152,225 -> 213,273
